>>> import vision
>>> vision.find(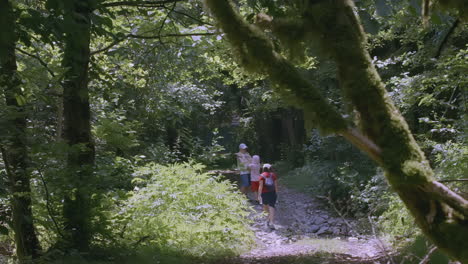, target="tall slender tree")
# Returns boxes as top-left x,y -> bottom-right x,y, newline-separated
0,0 -> 41,260
204,0 -> 468,262
60,0 -> 95,250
